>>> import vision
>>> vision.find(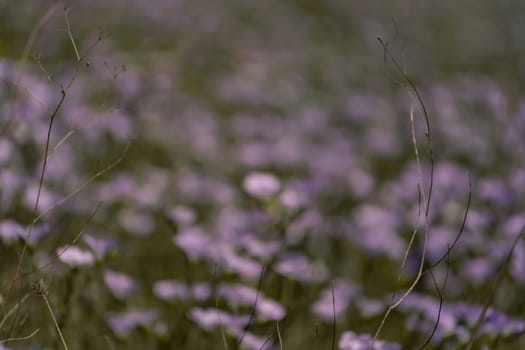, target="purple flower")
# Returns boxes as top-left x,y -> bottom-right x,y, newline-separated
460,257 -> 494,285
243,172 -> 281,198
274,253 -> 327,282
0,220 -> 25,245
338,331 -> 401,350
191,282 -> 211,301
216,248 -> 263,279
502,213 -> 525,238
189,307 -> 249,332
104,270 -> 137,298
153,280 -> 189,301
256,298 -> 286,321
0,138 -> 13,165
173,227 -> 213,260
83,234 -> 116,259
279,189 -> 306,209
238,234 -> 281,259
107,308 -> 159,338
312,280 -> 357,321
355,298 -> 385,318
23,184 -> 58,214
399,293 -> 525,341
217,283 -> 286,321
166,205 -> 196,226
237,331 -> 272,350
118,208 -> 154,236
57,246 -> 95,267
